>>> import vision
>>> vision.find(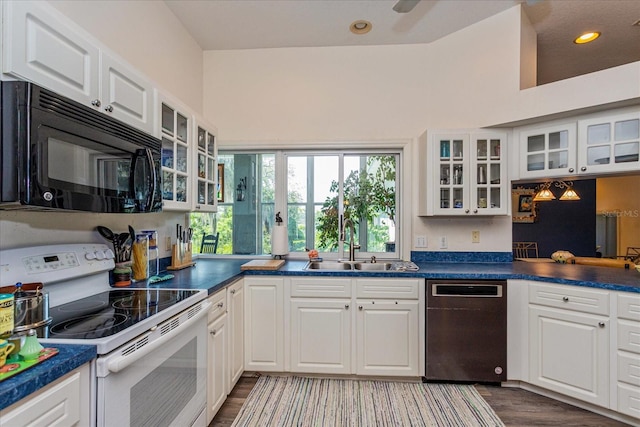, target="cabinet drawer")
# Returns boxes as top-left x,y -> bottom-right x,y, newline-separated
529,283 -> 609,316
617,382 -> 640,419
356,278 -> 420,299
618,351 -> 640,387
290,277 -> 352,298
208,290 -> 226,322
618,319 -> 640,354
618,293 -> 640,322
